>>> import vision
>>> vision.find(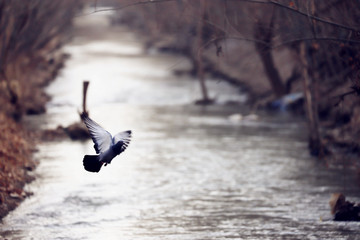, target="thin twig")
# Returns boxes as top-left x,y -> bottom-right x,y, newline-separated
237,0 -> 358,32
200,35 -> 360,53
333,90 -> 356,107
76,0 -> 175,17
200,36 -> 269,52
272,36 -> 360,48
